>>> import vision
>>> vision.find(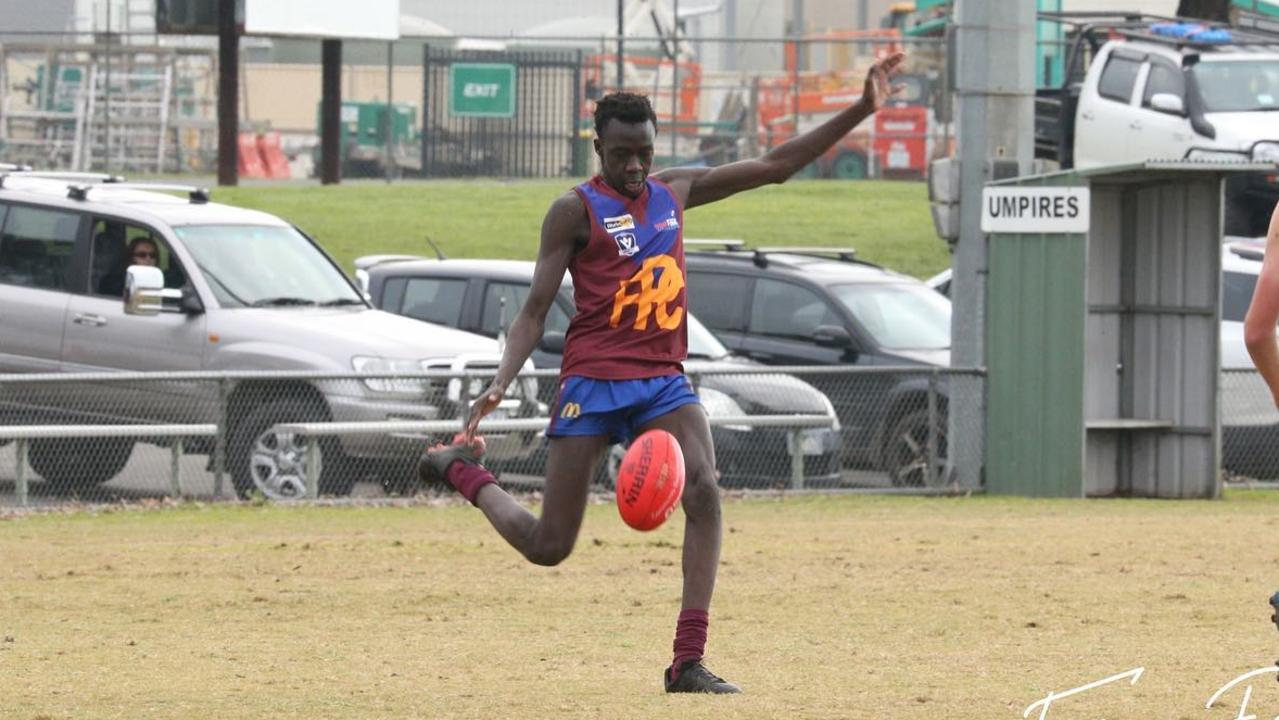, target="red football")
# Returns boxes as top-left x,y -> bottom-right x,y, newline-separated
616,429 -> 686,531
